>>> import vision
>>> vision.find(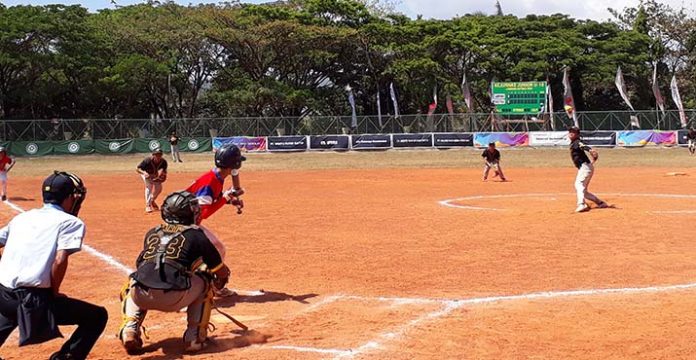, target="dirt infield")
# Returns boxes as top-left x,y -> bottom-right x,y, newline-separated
1,149 -> 696,359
